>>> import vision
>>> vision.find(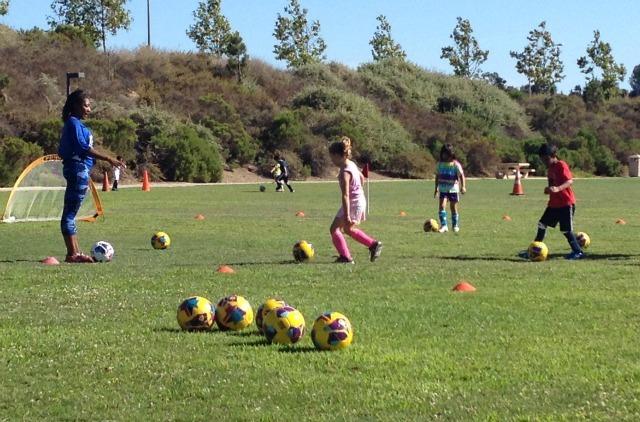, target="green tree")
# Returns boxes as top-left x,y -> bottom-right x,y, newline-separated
0,0 -> 9,16
273,0 -> 326,68
510,22 -> 564,95
224,31 -> 248,82
577,30 -> 626,99
186,0 -> 231,57
630,64 -> 640,97
440,17 -> 488,78
49,0 -> 131,52
369,15 -> 406,62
